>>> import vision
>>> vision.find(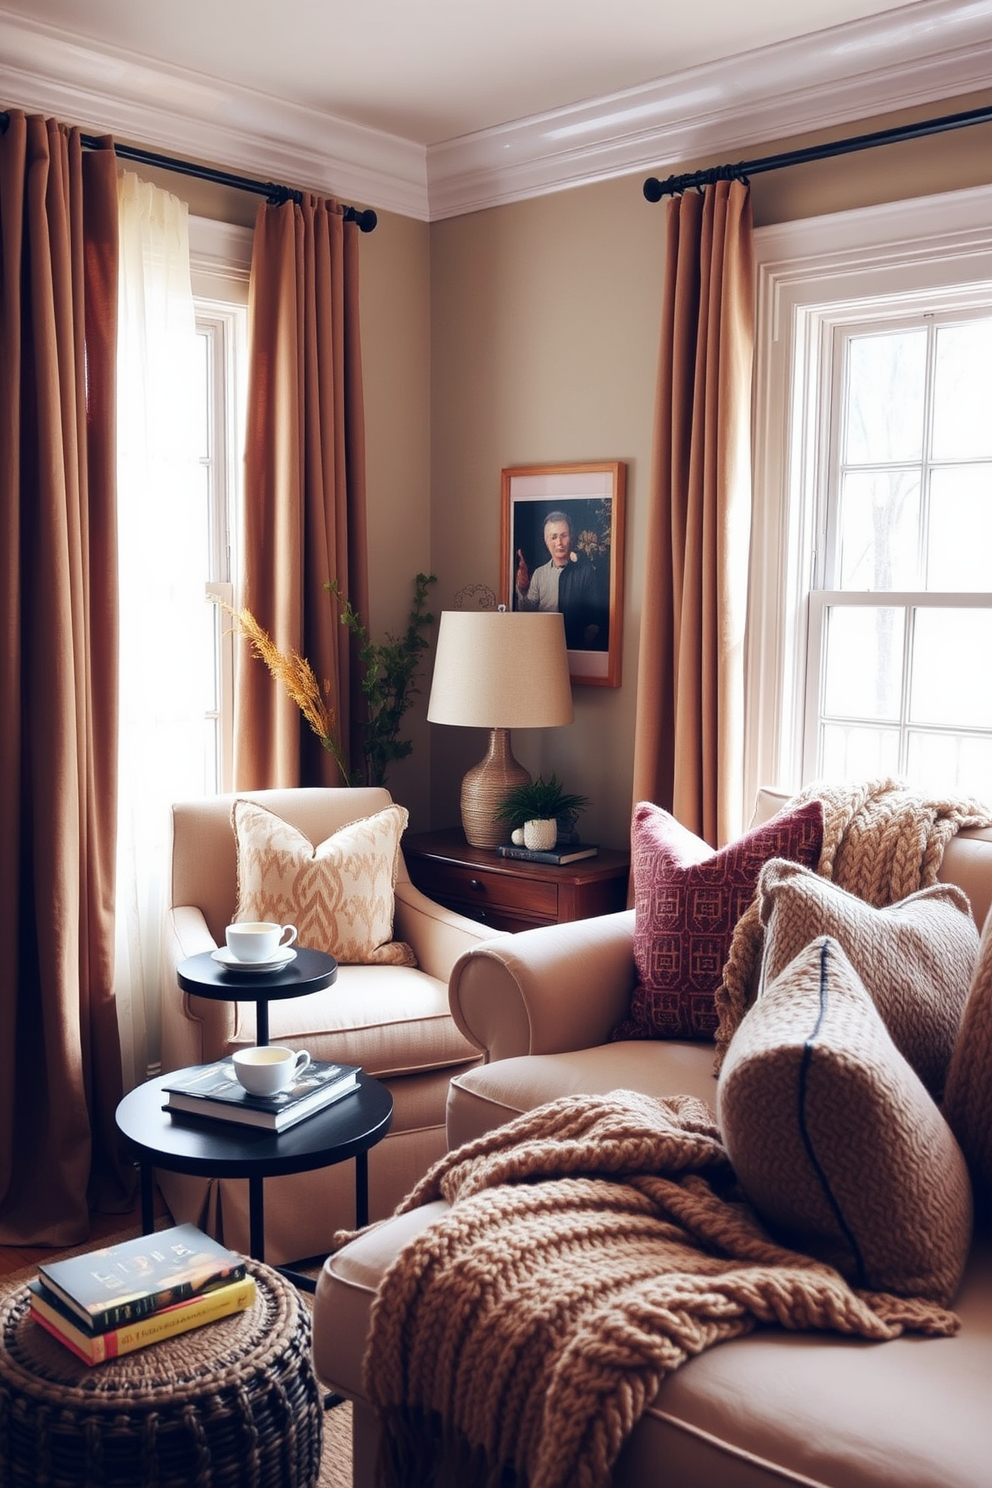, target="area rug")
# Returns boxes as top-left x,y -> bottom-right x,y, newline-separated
0,1233 -> 353,1488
